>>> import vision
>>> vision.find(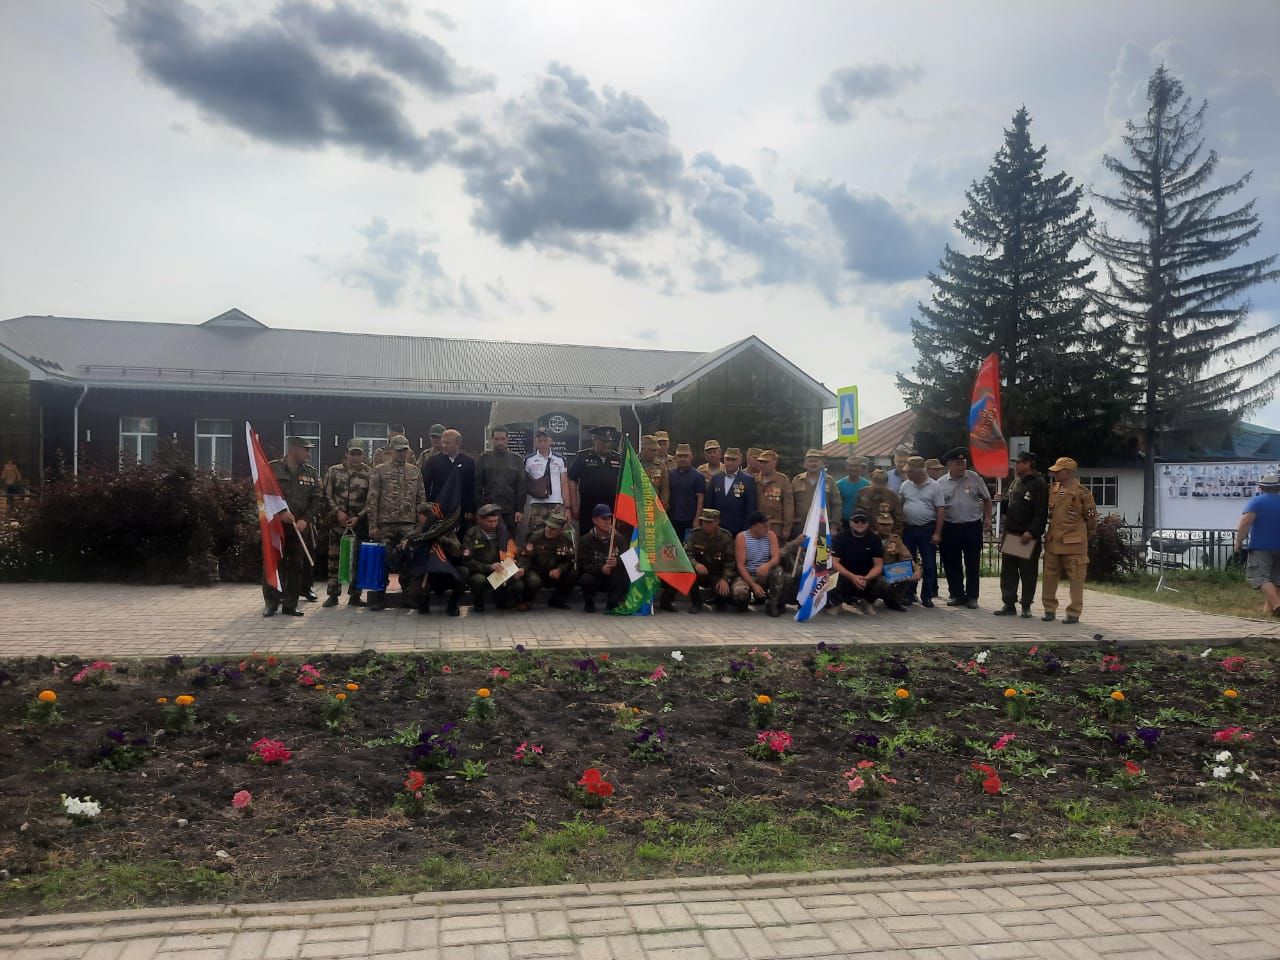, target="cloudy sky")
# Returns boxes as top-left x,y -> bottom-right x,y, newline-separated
2,0 -> 1279,428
